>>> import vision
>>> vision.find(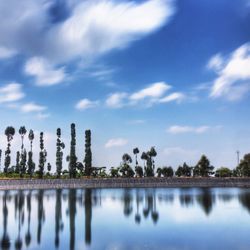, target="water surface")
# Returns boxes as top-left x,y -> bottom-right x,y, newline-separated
1,188 -> 250,250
